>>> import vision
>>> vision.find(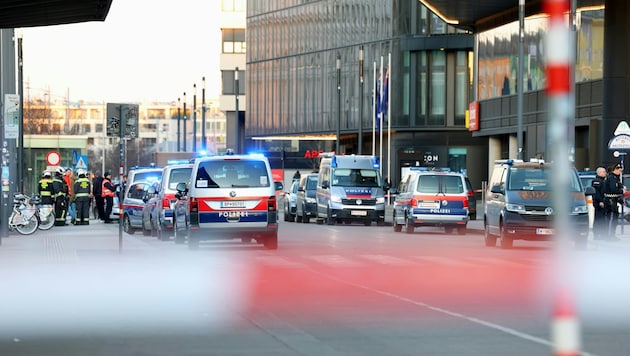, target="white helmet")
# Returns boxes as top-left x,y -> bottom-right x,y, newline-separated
77,169 -> 87,178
